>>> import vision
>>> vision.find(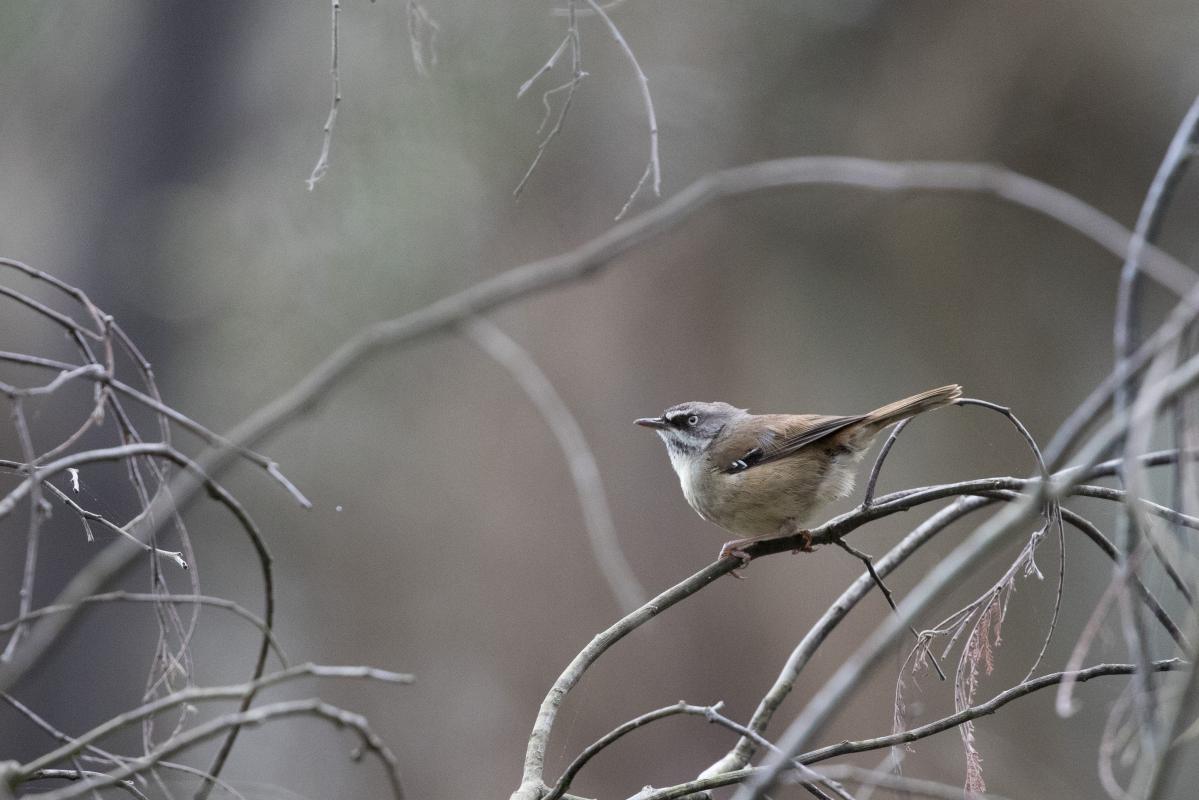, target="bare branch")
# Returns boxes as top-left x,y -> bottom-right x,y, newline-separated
514,1 -> 586,198
641,662 -> 1182,800
545,700 -> 849,800
833,537 -> 946,681
793,765 -> 1013,800
1,399 -> 45,660
859,417 -> 912,508
519,34 -> 573,99
3,692 -> 252,800
306,0 -> 341,190
0,591 -> 287,666
1113,92 -> 1199,410
41,480 -> 187,568
0,350 -> 310,506
22,770 -> 149,800
16,663 -> 412,778
580,0 -> 661,218
545,702 -> 725,800
801,661 -> 1184,764
20,698 -> 405,800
